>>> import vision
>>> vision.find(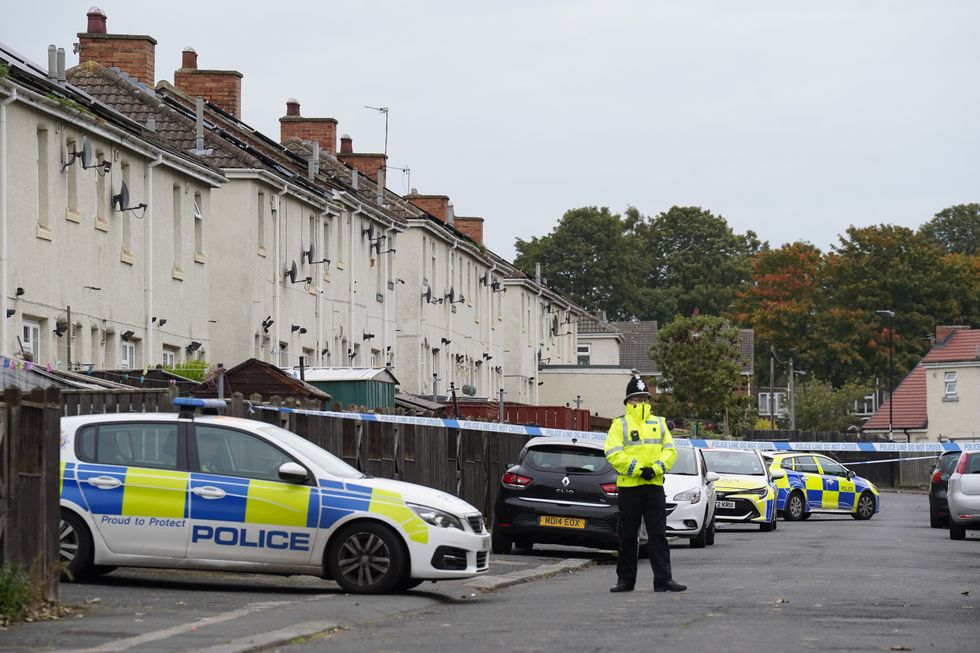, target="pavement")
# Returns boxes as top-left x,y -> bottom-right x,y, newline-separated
0,547 -> 605,653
